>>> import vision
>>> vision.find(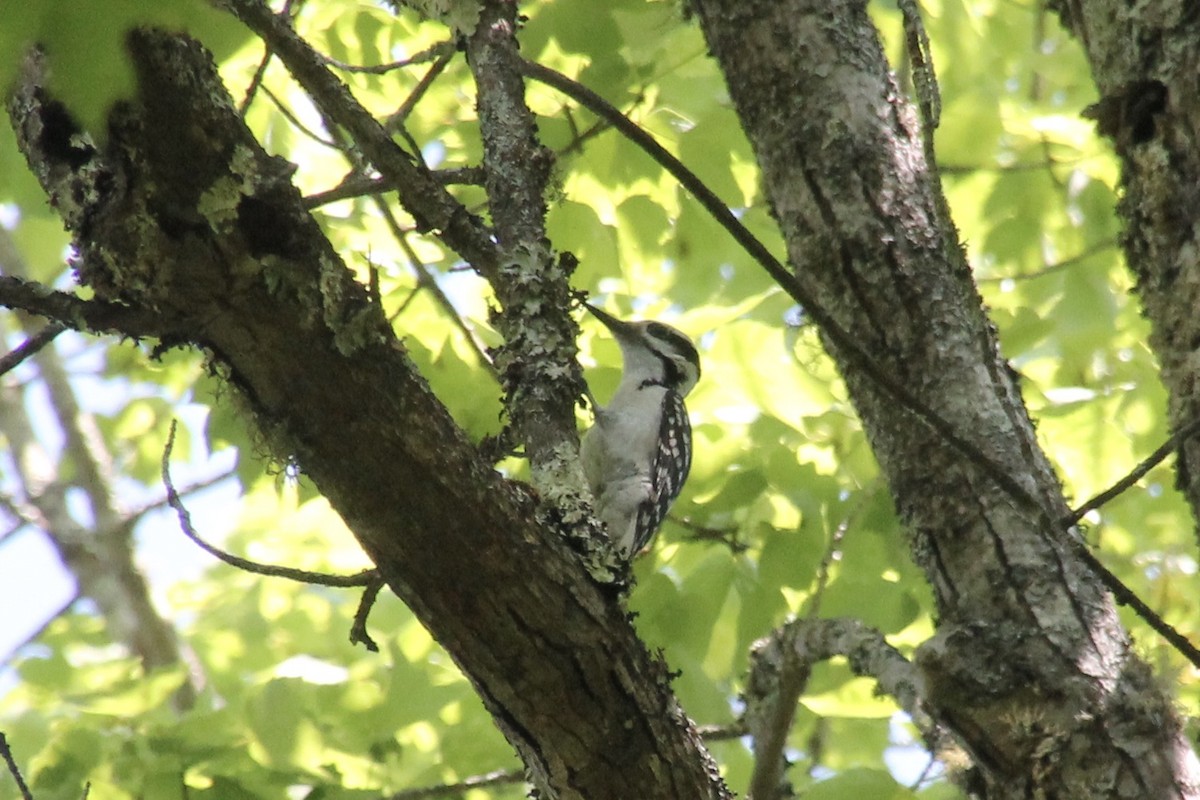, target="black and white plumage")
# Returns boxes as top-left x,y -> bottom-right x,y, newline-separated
580,303 -> 700,559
